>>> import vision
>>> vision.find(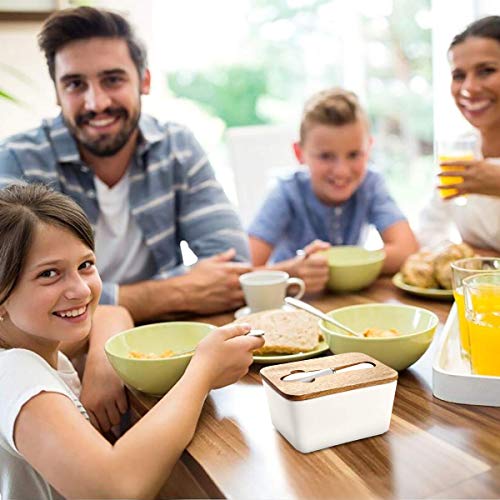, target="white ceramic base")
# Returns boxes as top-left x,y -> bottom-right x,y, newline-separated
263,380 -> 397,454
432,303 -> 500,406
